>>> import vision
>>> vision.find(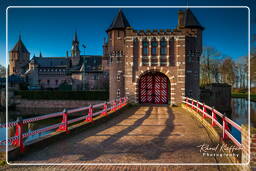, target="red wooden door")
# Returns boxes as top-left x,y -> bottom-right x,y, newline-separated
139,72 -> 169,104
